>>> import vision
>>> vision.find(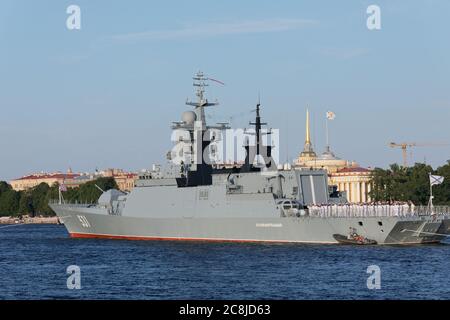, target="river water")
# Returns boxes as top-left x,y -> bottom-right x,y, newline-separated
0,224 -> 449,299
